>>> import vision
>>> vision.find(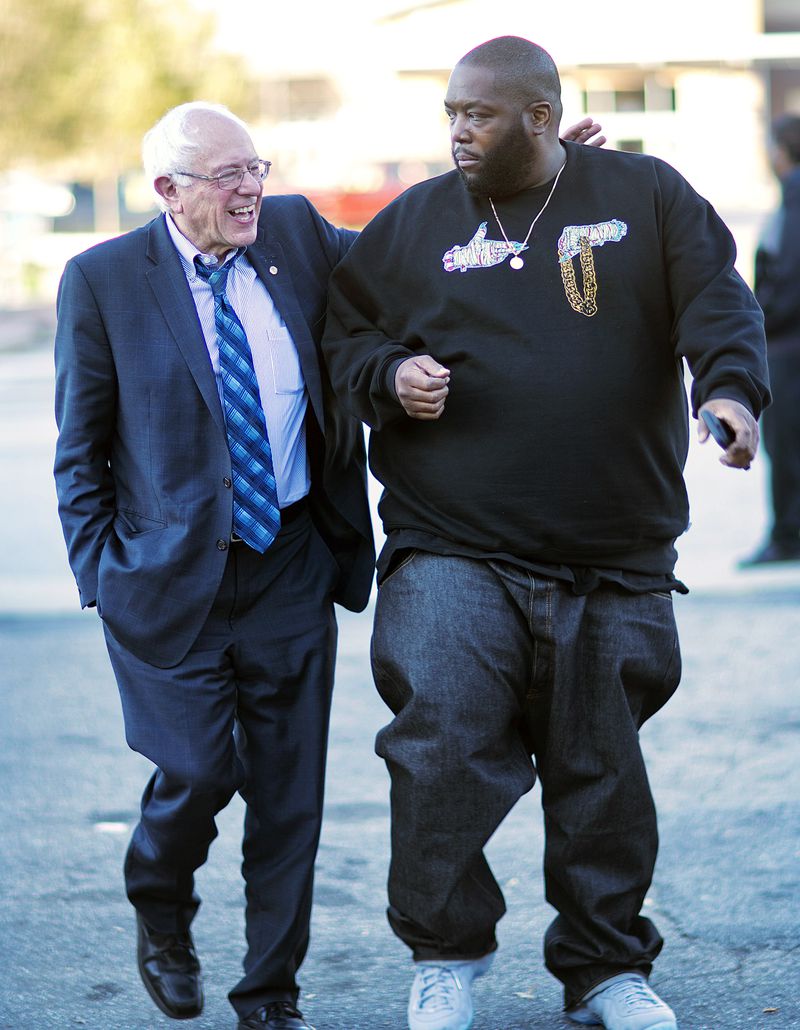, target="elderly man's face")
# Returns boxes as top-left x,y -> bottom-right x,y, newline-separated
162,112 -> 263,259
